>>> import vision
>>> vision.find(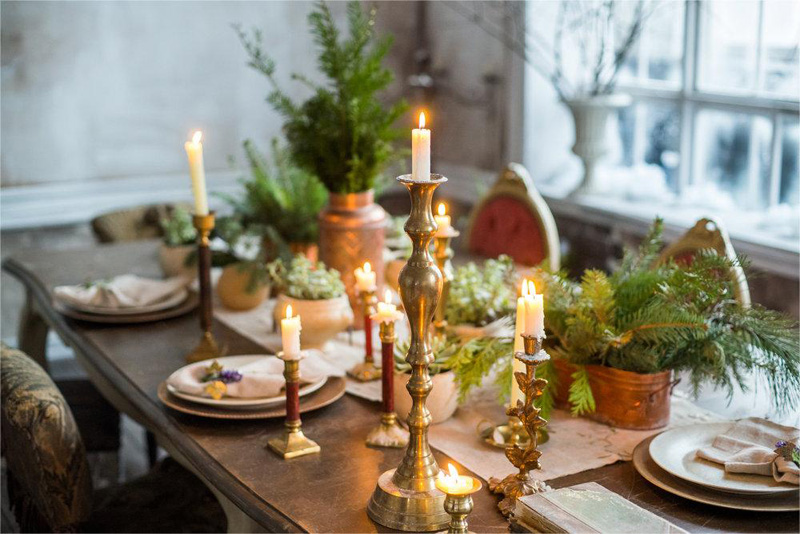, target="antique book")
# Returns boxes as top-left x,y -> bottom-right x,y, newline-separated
513,482 -> 687,534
